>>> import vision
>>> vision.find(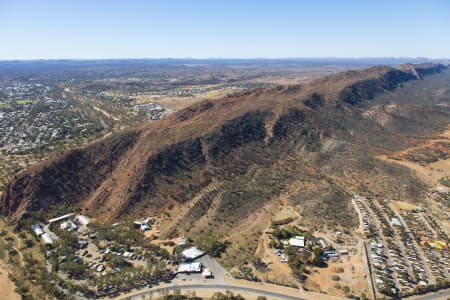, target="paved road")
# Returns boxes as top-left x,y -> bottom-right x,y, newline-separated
121,283 -> 306,300
405,289 -> 450,300
172,254 -> 229,286
196,254 -> 229,284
